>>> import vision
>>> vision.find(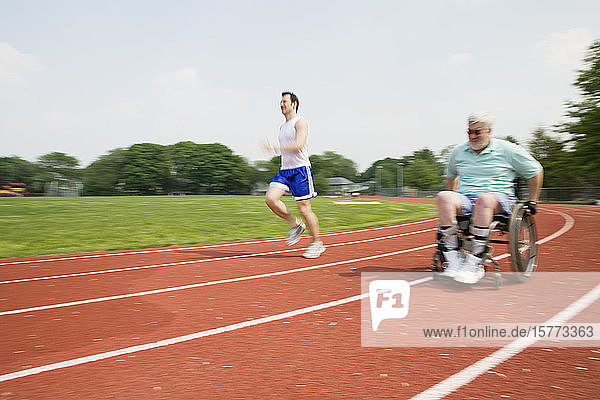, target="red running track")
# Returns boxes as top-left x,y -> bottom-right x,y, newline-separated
0,203 -> 598,399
